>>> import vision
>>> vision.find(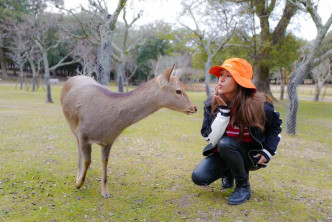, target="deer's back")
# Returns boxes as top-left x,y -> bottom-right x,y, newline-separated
60,76 -> 127,142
